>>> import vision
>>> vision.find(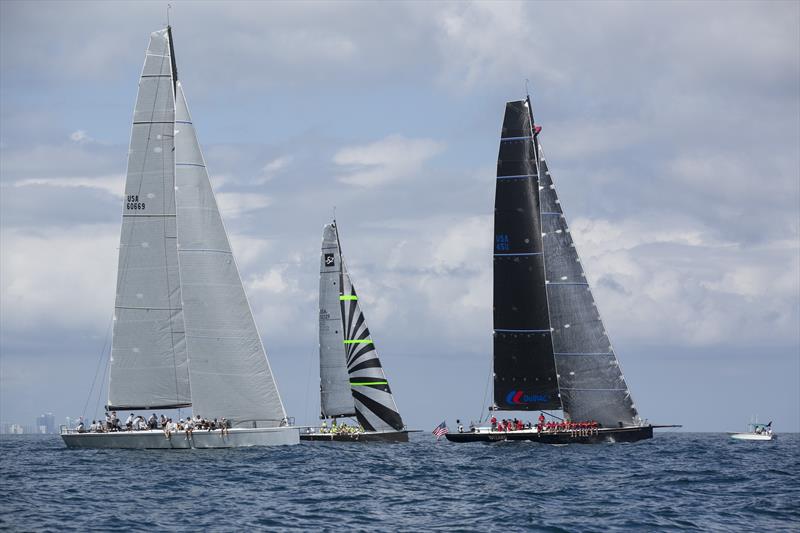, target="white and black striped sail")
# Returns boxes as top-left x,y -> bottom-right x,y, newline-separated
173,81 -> 287,428
537,144 -> 640,428
493,100 -> 561,411
326,224 -> 404,432
108,28 -> 191,410
318,223 -> 357,418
